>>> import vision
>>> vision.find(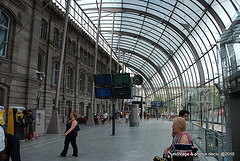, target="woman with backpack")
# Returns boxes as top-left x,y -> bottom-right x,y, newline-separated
60,112 -> 78,158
